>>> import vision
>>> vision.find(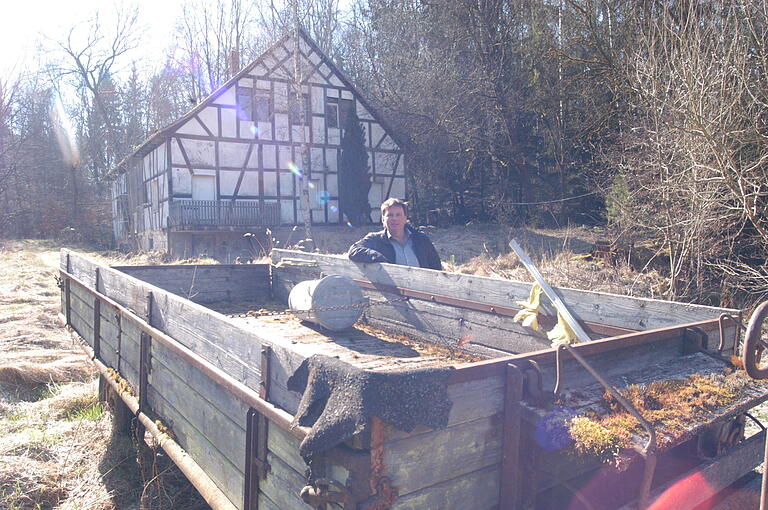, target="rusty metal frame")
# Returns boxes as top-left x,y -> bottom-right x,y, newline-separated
449,316 -> 726,384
